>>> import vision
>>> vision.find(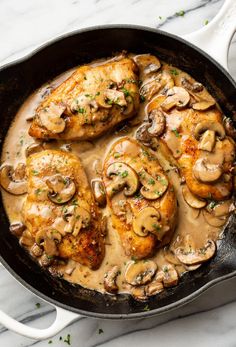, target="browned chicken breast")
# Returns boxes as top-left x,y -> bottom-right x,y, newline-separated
22,150 -> 105,269
29,58 -> 139,140
136,55 -> 235,201
102,137 -> 177,259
